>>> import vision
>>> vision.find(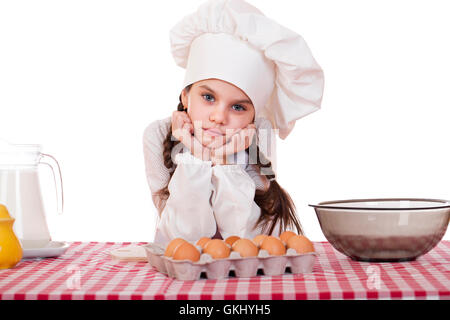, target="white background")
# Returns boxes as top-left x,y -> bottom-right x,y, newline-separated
1,0 -> 449,242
